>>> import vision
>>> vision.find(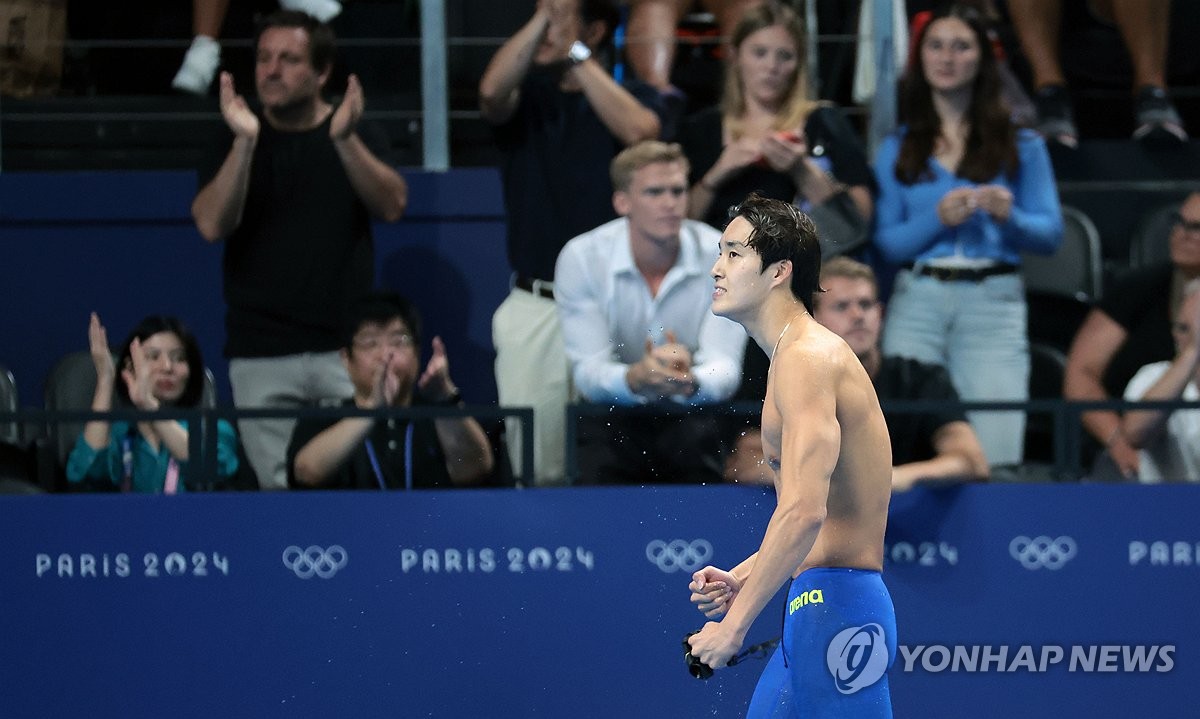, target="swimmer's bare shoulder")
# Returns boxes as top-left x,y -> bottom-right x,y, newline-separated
764,318 -> 891,573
